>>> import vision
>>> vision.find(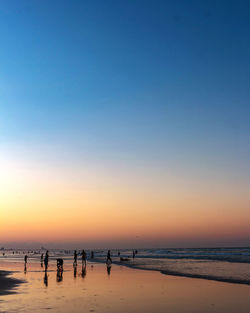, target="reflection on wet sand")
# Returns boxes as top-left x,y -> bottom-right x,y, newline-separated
107,264 -> 111,276
73,262 -> 77,278
1,262 -> 250,313
57,269 -> 63,283
82,264 -> 86,278
44,271 -> 48,287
